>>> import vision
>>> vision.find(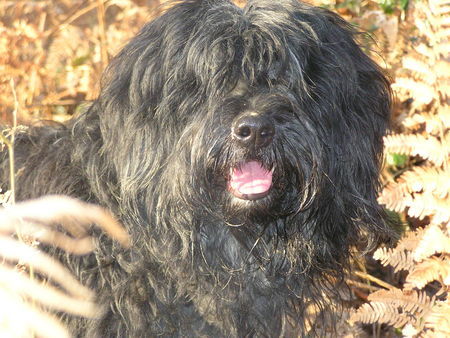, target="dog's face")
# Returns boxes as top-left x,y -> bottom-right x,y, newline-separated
202,85 -> 320,222
95,0 -> 390,246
